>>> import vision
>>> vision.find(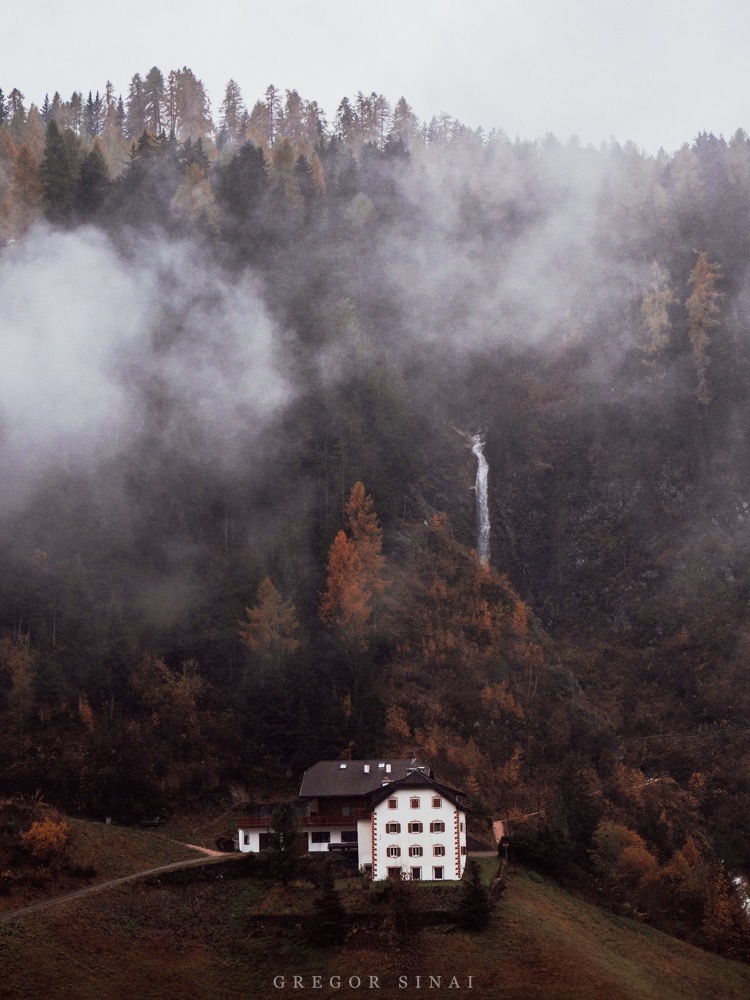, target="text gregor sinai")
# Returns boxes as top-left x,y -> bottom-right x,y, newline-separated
272,975 -> 474,989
